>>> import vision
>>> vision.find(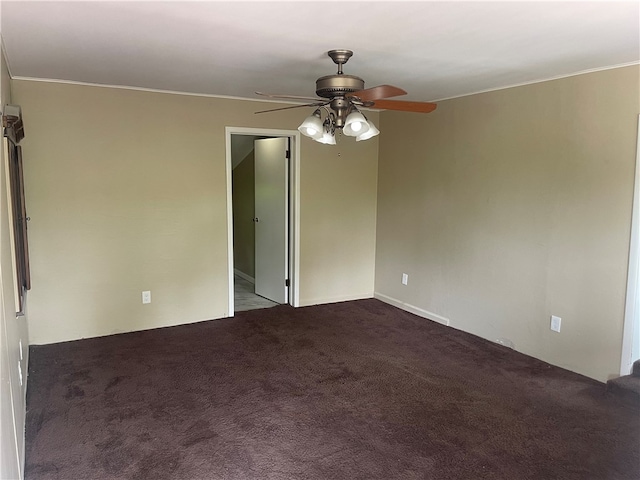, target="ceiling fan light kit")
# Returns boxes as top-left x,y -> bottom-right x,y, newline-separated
256,49 -> 437,145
